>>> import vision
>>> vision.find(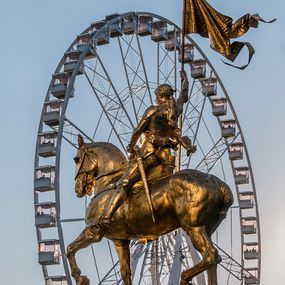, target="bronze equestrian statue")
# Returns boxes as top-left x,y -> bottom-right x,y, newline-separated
66,71 -> 233,285
97,70 -> 195,228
